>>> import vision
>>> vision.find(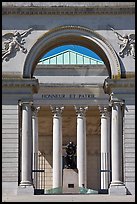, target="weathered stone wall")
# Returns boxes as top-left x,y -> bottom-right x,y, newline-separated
2,104 -> 19,195
123,105 -> 135,195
